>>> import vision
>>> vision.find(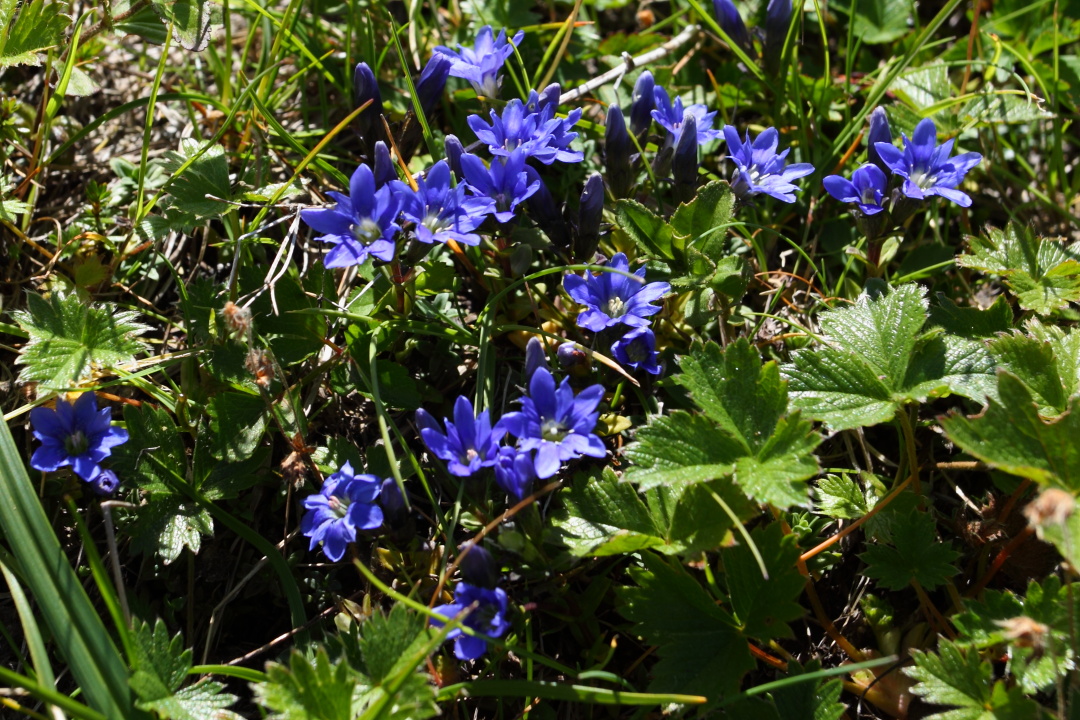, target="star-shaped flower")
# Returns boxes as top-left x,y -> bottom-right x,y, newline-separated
723,125 -> 814,203
434,26 -> 524,98
563,252 -> 670,332
300,462 -> 384,562
874,117 -> 982,207
30,392 -> 128,483
415,396 -> 505,477
300,164 -> 401,267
